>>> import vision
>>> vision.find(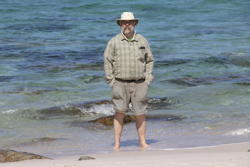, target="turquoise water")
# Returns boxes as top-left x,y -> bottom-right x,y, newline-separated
0,0 -> 250,157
